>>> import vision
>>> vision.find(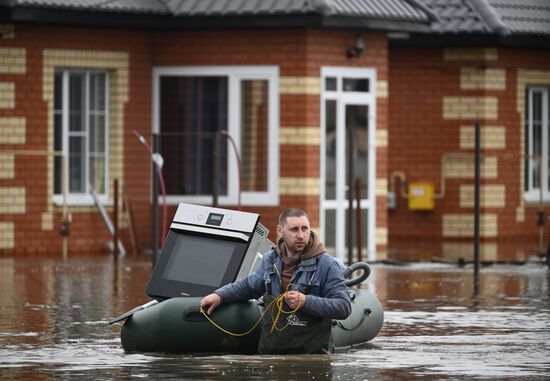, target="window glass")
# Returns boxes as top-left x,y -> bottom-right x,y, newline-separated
54,70 -> 108,198
241,79 -> 268,192
343,78 -> 369,92
525,87 -> 550,201
156,68 -> 278,204
325,77 -> 337,91
160,76 -> 228,196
